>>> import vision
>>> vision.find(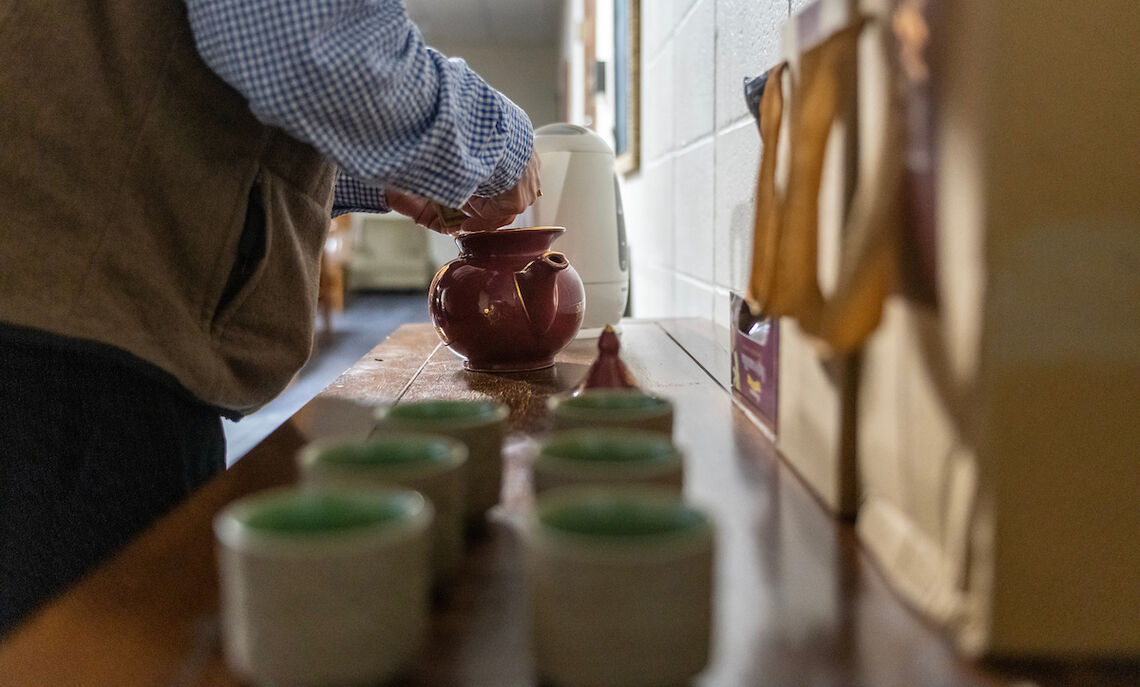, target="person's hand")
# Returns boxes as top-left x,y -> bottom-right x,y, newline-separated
459,150 -> 542,232
385,150 -> 542,234
385,189 -> 463,234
